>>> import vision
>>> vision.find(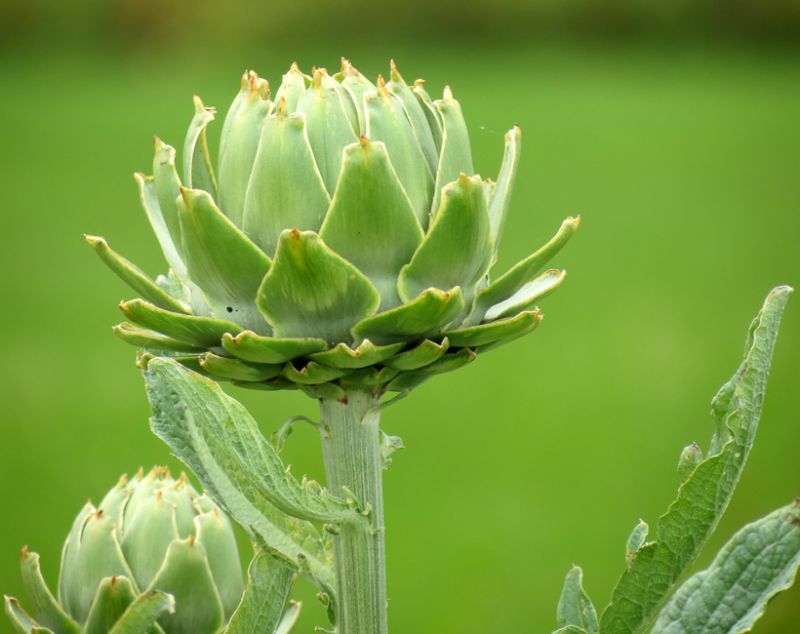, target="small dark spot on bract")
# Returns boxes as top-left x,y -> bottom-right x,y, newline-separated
226,306 -> 234,313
